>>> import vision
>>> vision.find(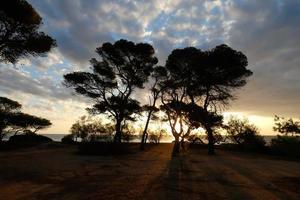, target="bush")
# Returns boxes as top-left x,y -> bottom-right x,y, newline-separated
239,131 -> 266,152
270,136 -> 300,158
9,132 -> 52,143
4,132 -> 52,149
88,133 -> 113,142
61,134 -> 76,144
